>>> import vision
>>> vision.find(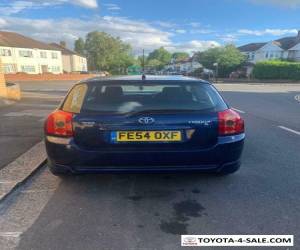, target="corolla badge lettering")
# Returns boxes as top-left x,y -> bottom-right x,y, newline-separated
138,117 -> 155,125
188,120 -> 212,126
